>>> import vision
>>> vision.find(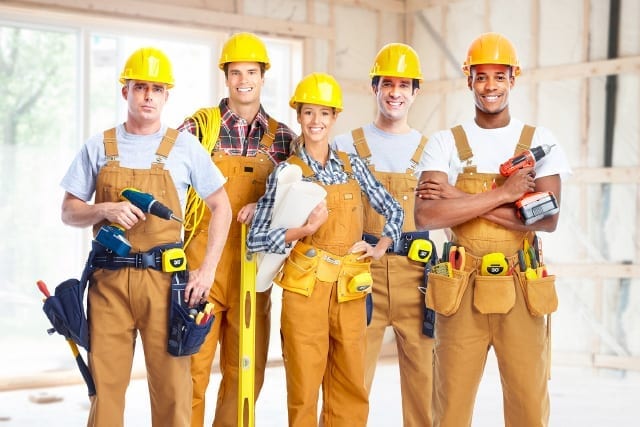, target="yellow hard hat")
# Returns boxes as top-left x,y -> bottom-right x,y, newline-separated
119,47 -> 174,88
462,32 -> 520,76
370,43 -> 423,81
289,72 -> 343,112
218,32 -> 271,70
